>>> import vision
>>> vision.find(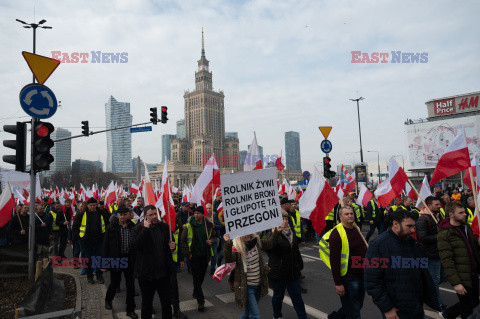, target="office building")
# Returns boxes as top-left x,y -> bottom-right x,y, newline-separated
285,131 -> 301,171
49,128 -> 71,174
